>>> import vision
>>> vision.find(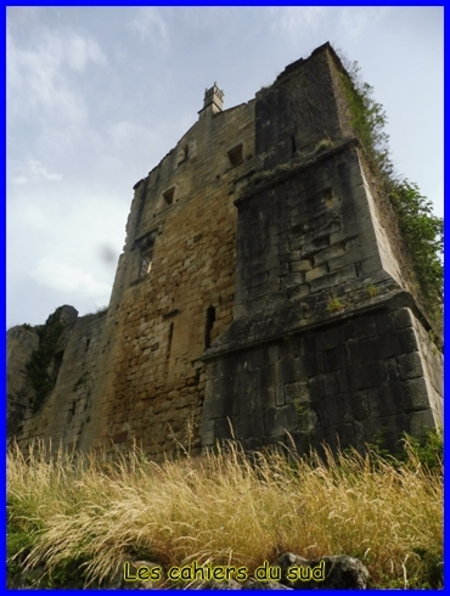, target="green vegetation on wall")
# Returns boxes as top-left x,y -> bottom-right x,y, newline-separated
25,308 -> 66,413
338,60 -> 443,327
389,180 -> 443,322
